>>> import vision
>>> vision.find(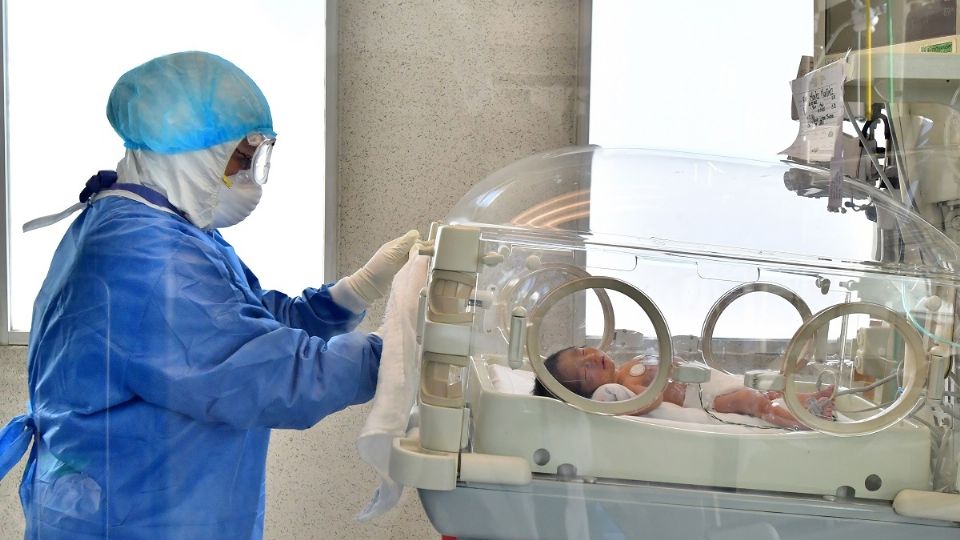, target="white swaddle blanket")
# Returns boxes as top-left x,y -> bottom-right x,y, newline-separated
356,252 -> 429,522
591,368 -> 779,427
485,363 -> 778,427
593,367 -> 743,409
